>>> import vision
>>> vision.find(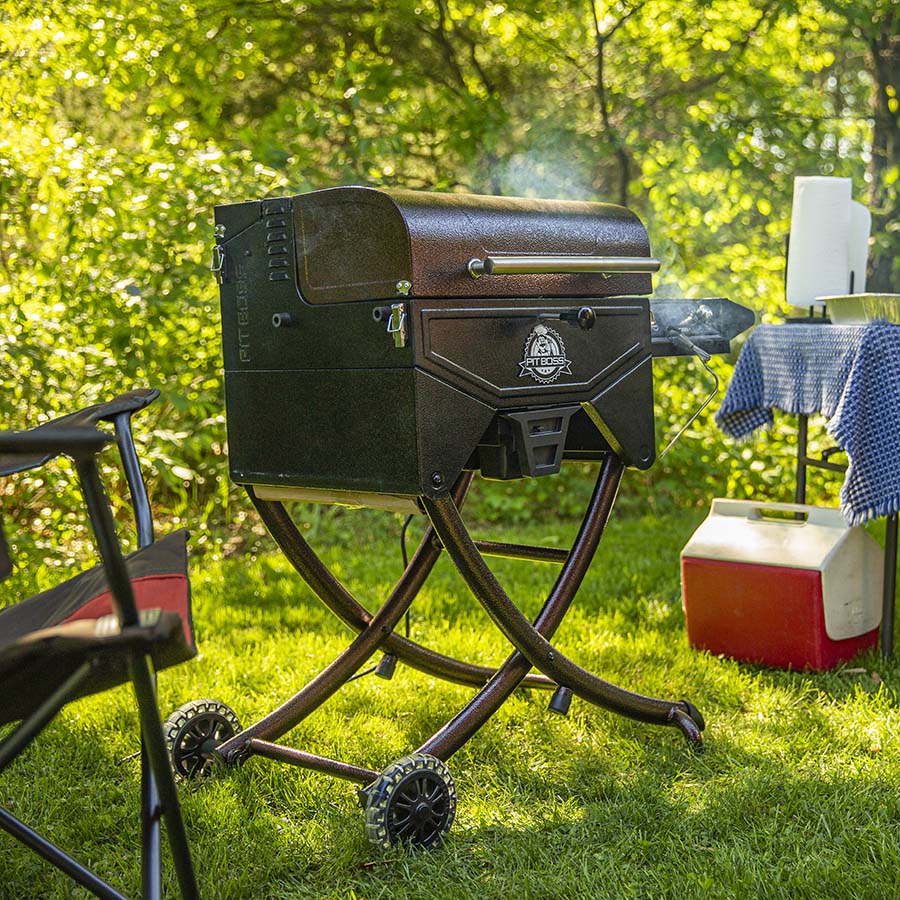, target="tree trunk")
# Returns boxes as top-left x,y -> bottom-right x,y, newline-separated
866,24 -> 900,292
591,7 -> 633,208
